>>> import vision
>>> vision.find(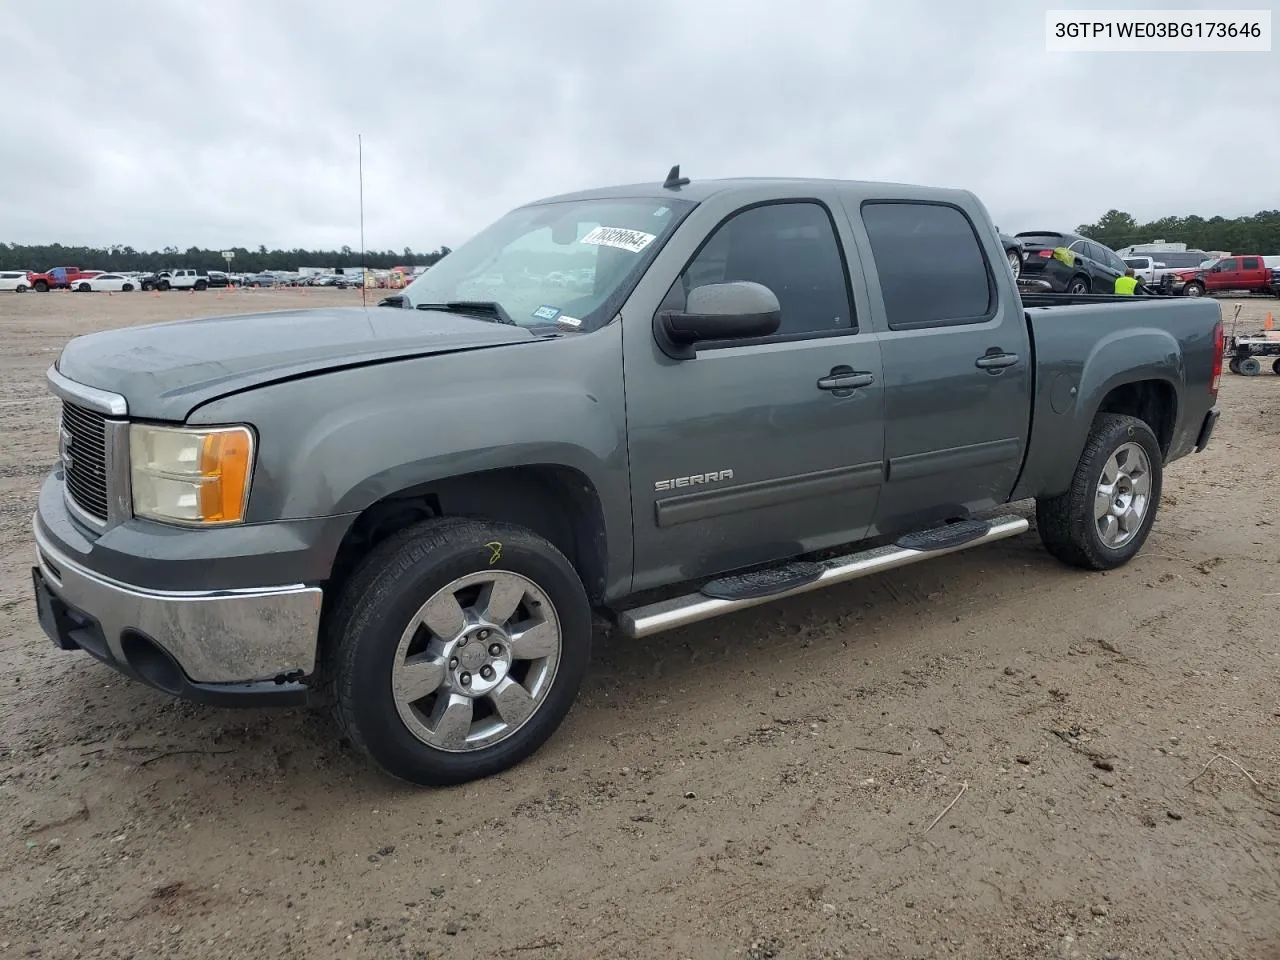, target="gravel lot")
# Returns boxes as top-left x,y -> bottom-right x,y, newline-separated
1,288 -> 1278,960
